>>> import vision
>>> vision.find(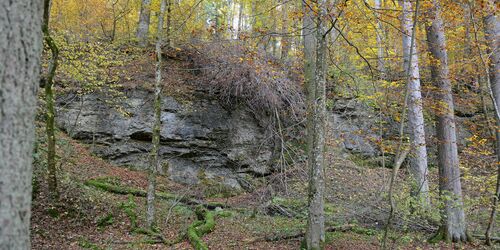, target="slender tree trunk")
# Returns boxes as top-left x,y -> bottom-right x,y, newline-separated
483,0 -> 500,245
303,0 -> 316,194
464,4 -> 495,139
400,0 -> 430,208
250,0 -> 257,33
147,0 -> 167,230
304,0 -> 327,248
270,0 -> 278,56
42,0 -> 59,201
0,1 -> 43,248
237,2 -> 244,36
165,0 -> 172,47
280,0 -> 290,60
137,0 -> 152,47
426,0 -> 469,242
111,19 -> 117,42
374,0 -> 385,79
